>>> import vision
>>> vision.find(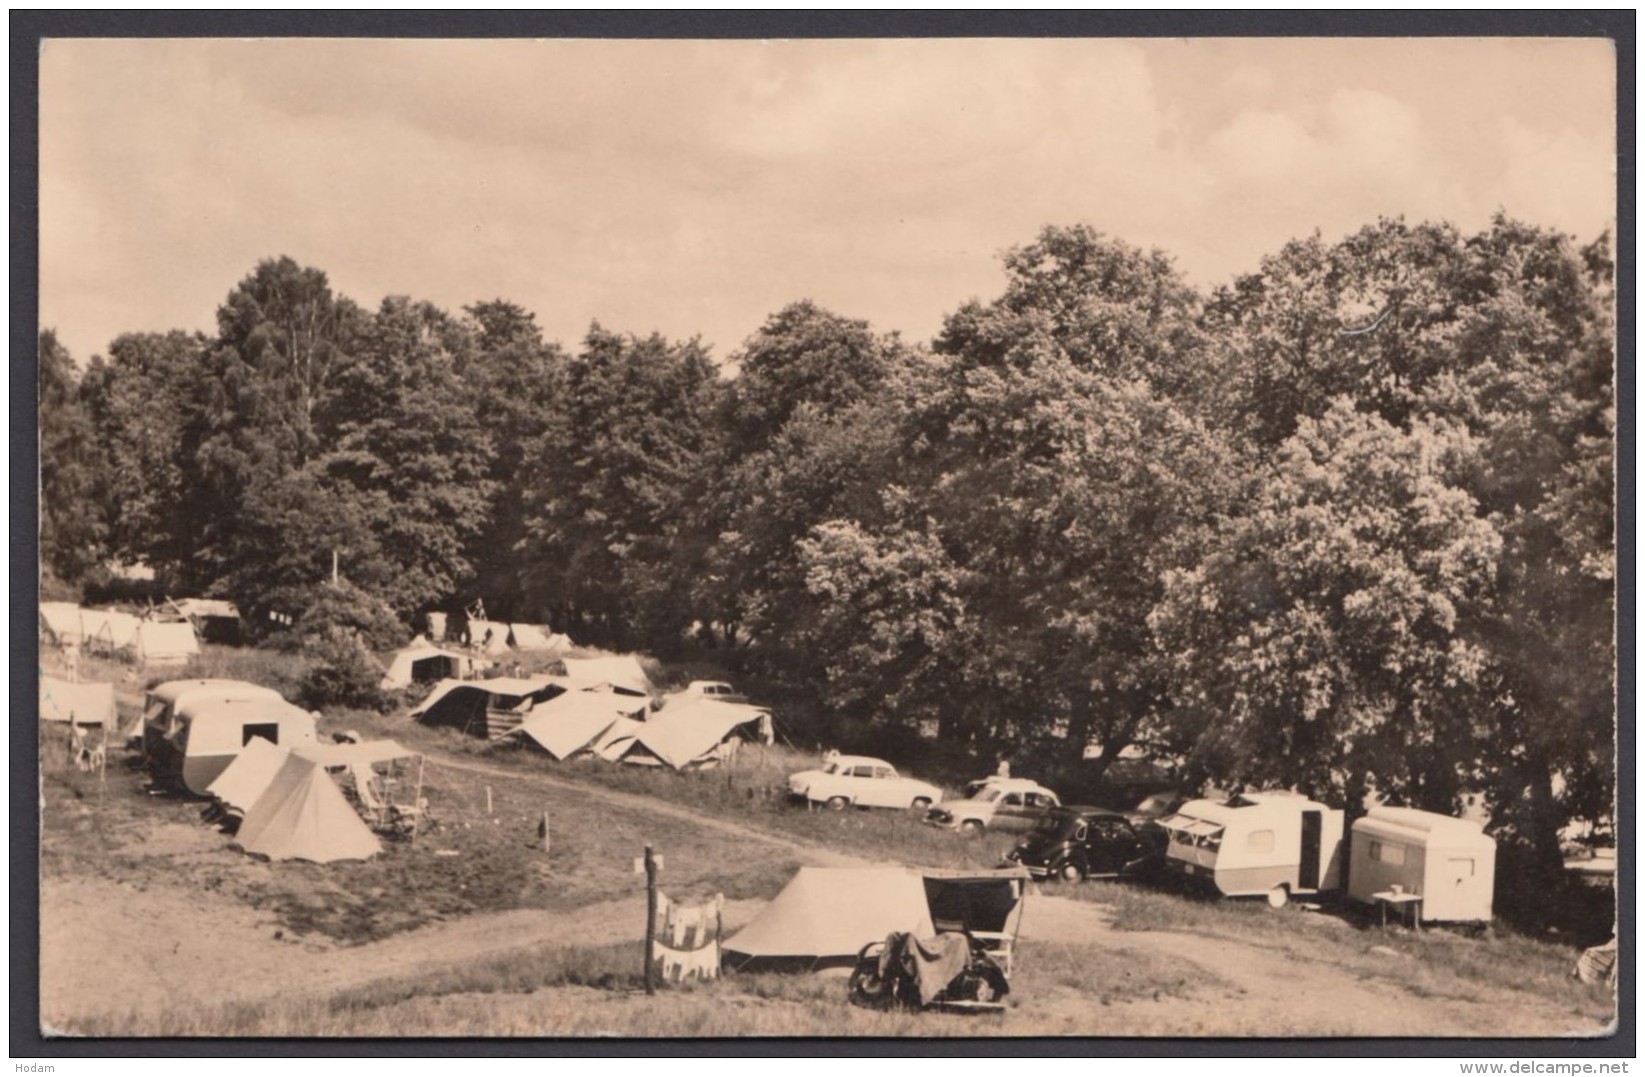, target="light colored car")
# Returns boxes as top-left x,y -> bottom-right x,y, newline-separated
926,778 -> 1062,834
788,754 -> 943,811
683,680 -> 747,702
